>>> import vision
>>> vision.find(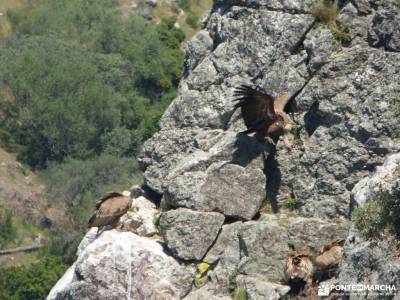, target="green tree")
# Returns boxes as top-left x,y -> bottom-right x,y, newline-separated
0,255 -> 67,300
